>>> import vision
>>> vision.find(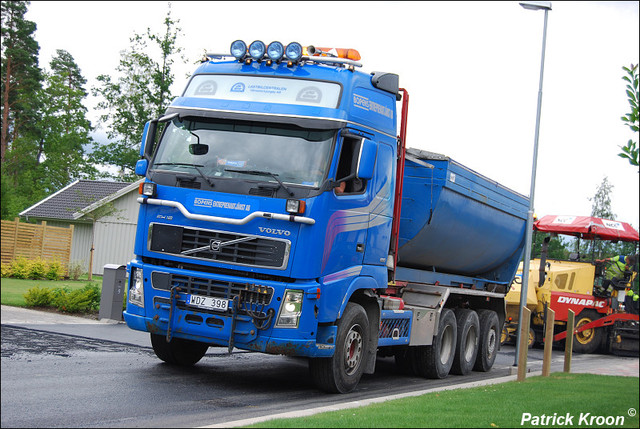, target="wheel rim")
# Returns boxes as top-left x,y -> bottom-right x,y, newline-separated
343,324 -> 363,376
439,324 -> 454,364
486,328 -> 497,360
464,326 -> 478,362
575,317 -> 594,344
528,329 -> 535,346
